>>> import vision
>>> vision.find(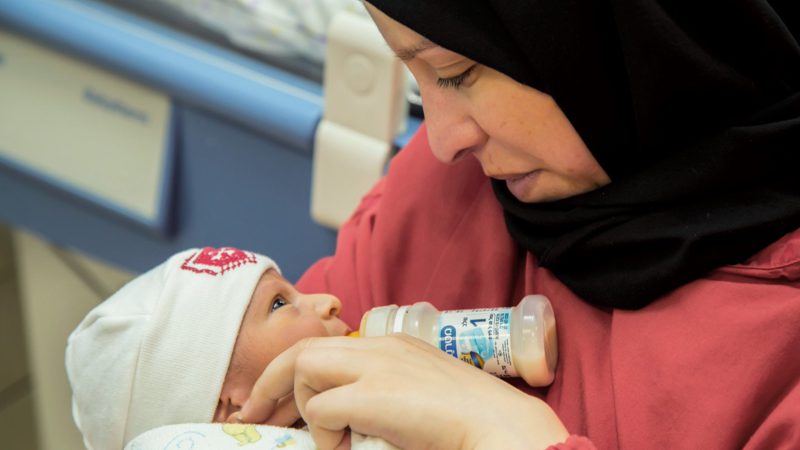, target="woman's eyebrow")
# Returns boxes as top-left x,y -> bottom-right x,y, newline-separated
394,39 -> 438,61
